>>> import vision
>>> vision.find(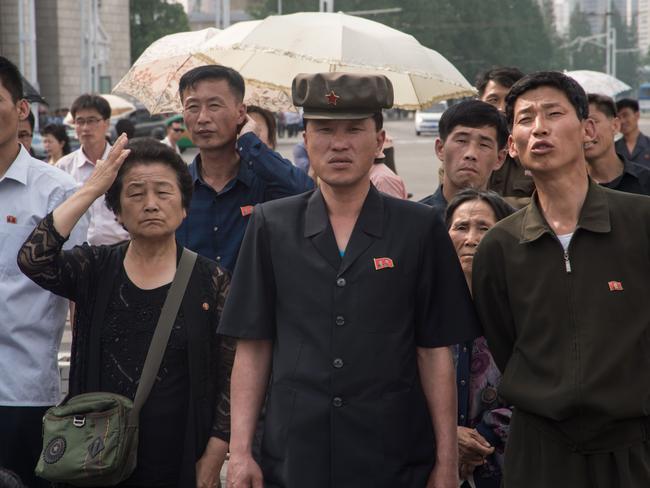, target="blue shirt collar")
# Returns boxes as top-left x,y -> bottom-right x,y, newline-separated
189,153 -> 254,189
